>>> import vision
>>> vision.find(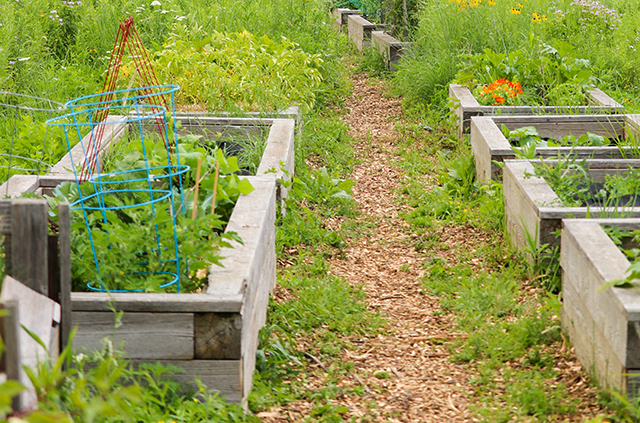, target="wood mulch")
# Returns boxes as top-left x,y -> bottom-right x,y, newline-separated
260,72 -> 606,421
